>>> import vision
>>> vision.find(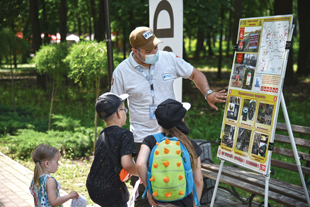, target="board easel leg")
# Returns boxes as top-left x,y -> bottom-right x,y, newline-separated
264,163 -> 270,207
281,91 -> 310,206
210,159 -> 225,207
